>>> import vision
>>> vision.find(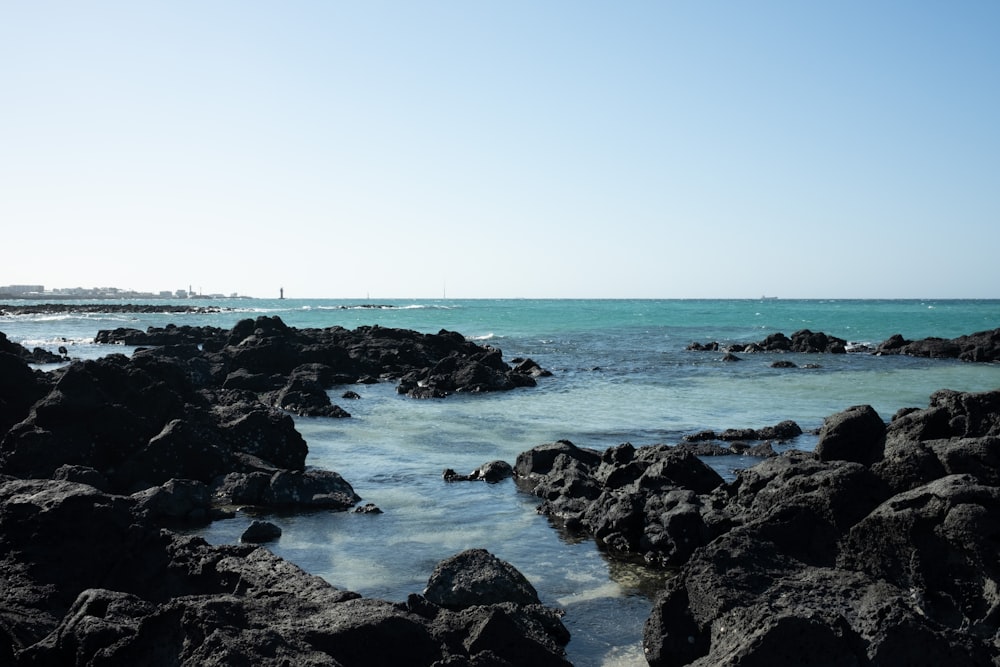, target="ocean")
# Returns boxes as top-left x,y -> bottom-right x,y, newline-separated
4,298 -> 1000,665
